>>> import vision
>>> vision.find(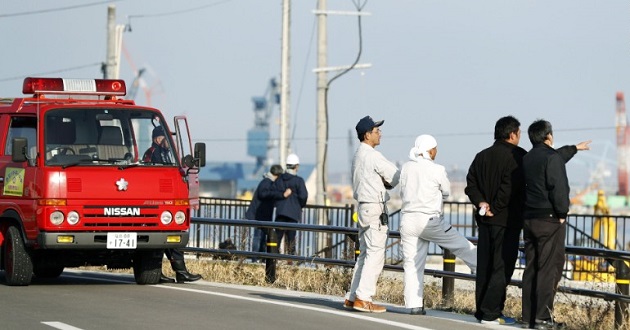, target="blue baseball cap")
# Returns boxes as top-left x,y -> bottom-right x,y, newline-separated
355,116 -> 384,136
